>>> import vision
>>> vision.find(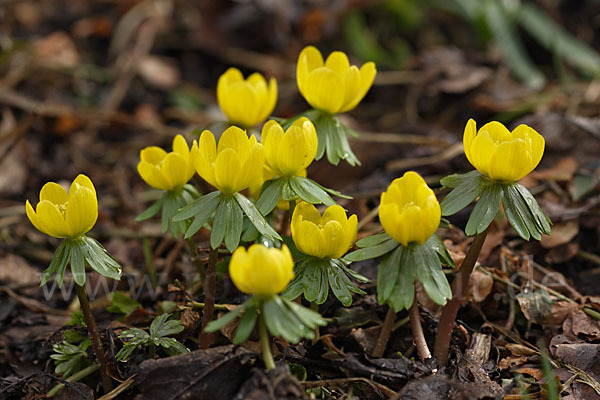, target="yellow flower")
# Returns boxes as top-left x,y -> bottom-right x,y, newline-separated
291,202 -> 357,259
191,126 -> 265,195
249,168 -> 306,211
463,119 -> 545,182
26,175 -> 98,239
262,118 -> 317,177
229,244 -> 295,296
296,46 -> 376,114
379,171 -> 440,247
137,134 -> 195,191
217,67 -> 277,128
